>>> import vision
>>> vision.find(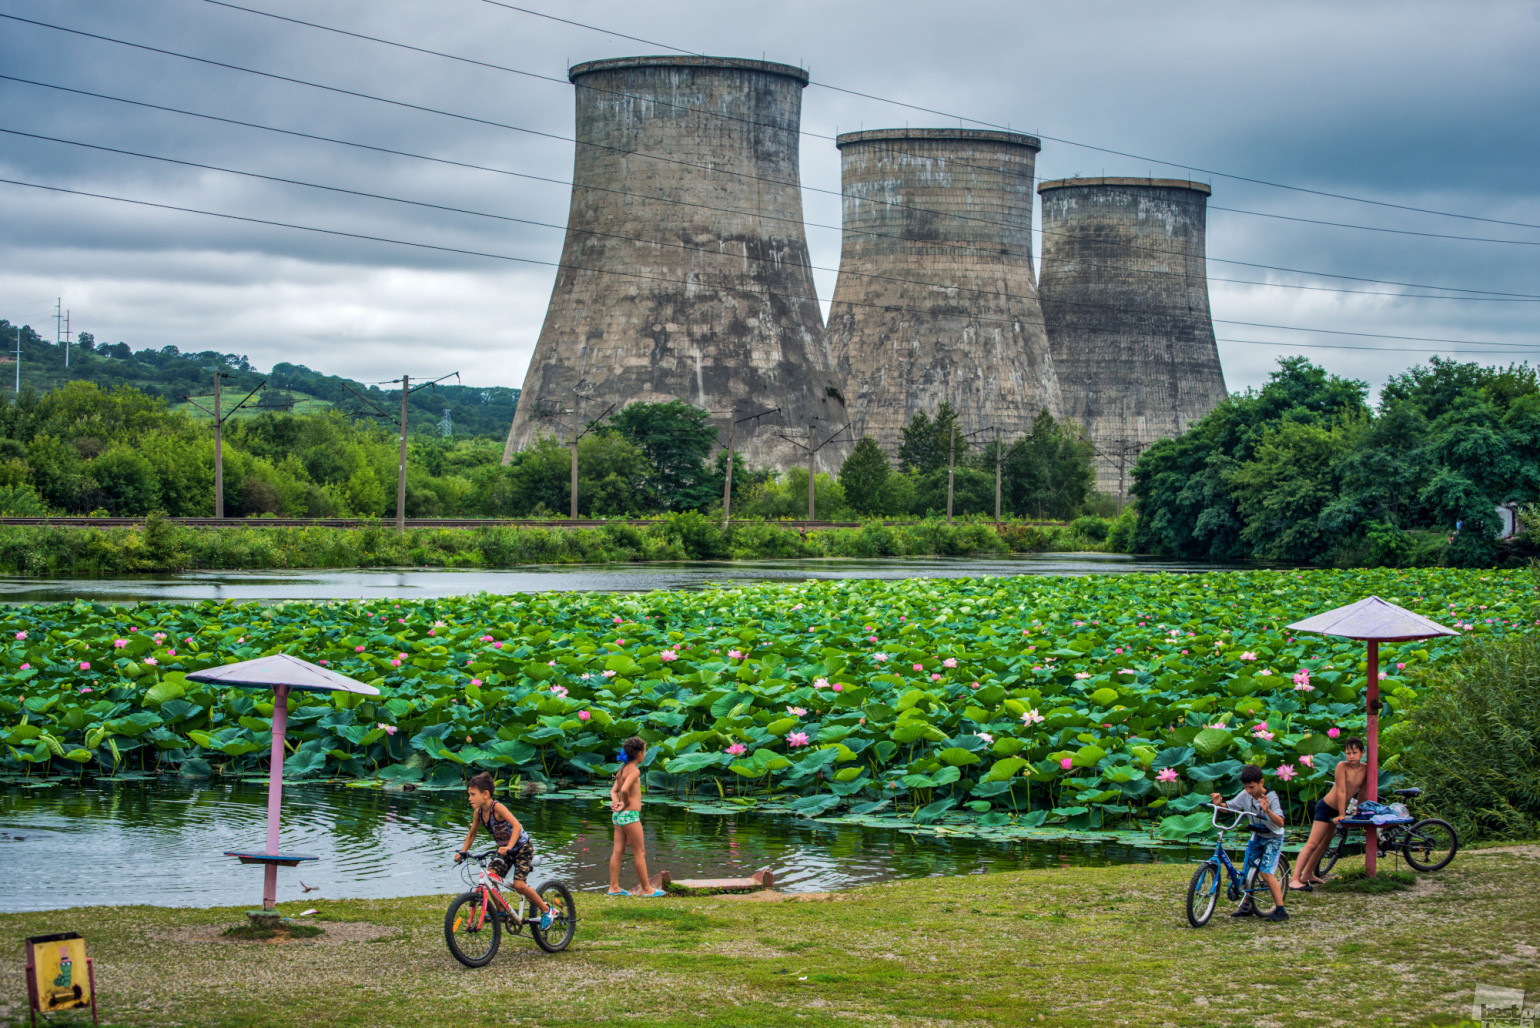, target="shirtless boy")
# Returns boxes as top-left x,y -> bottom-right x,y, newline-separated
1290,737 -> 1368,889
